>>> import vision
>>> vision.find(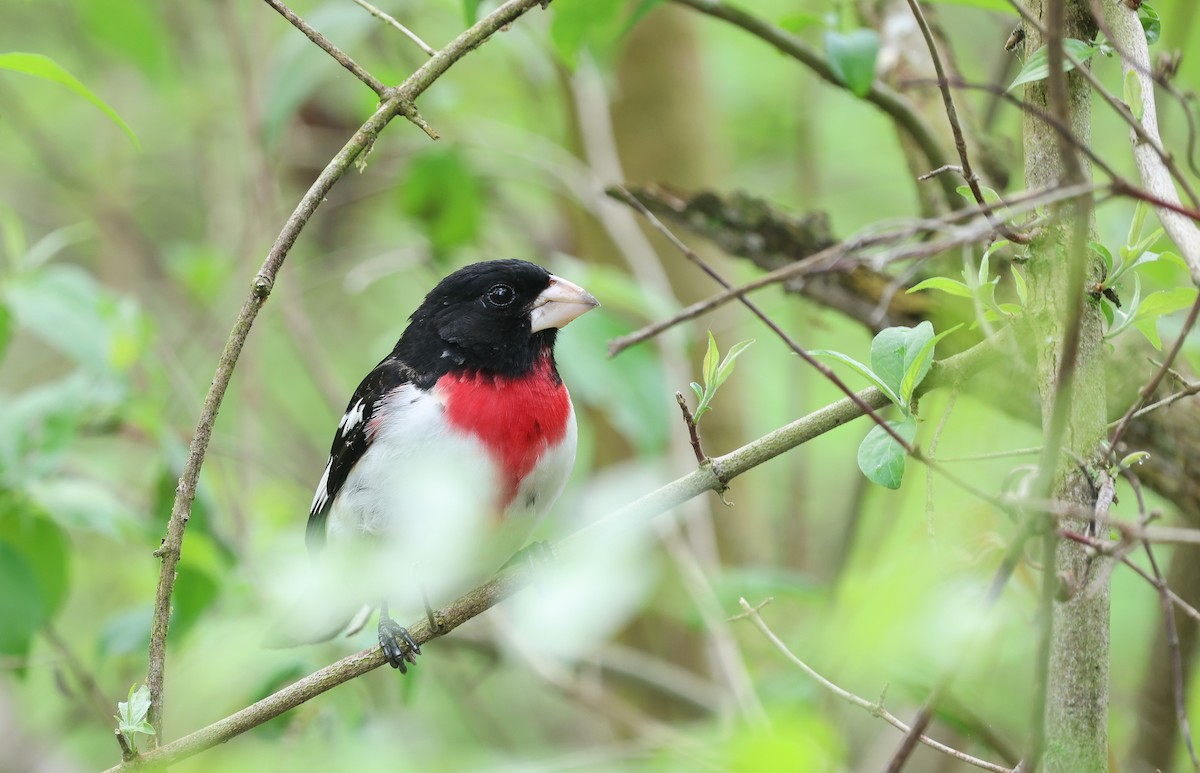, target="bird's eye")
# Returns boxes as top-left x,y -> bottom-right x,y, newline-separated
486,283 -> 516,308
